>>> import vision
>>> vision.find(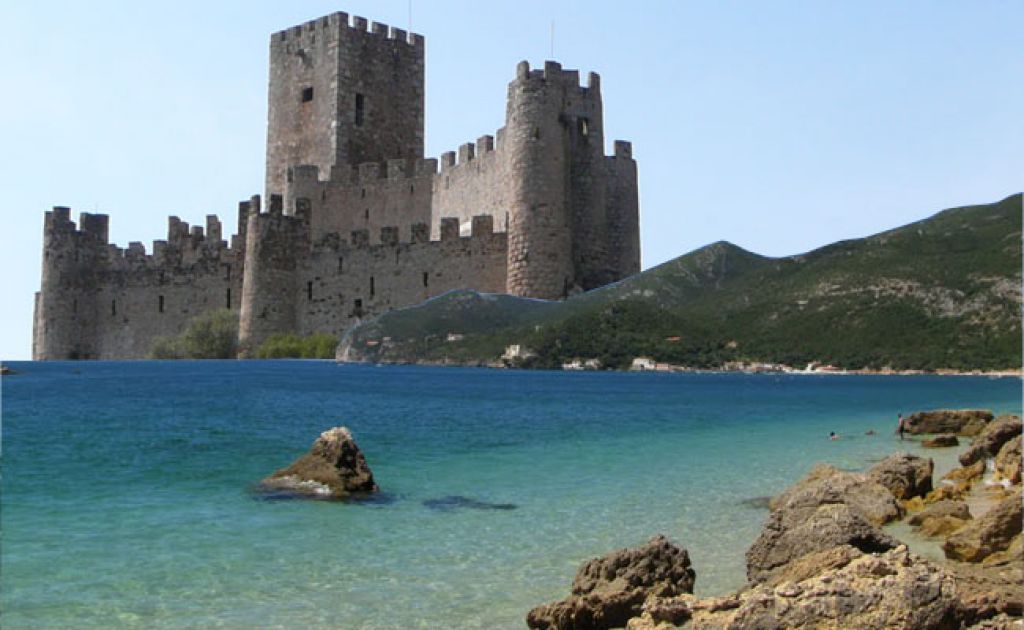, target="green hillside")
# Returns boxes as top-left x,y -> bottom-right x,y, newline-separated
337,194 -> 1023,371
